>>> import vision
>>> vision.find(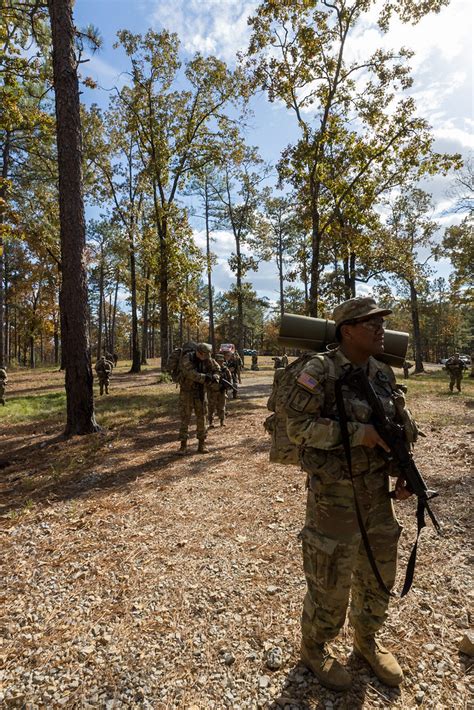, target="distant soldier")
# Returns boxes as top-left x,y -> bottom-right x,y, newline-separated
251,353 -> 259,371
104,351 -> 115,368
178,343 -> 220,455
95,355 -> 113,395
112,352 -> 118,367
445,353 -> 467,392
0,367 -> 8,406
280,352 -> 289,368
272,356 -> 283,369
208,354 -> 232,428
224,350 -> 242,399
402,360 -> 413,379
